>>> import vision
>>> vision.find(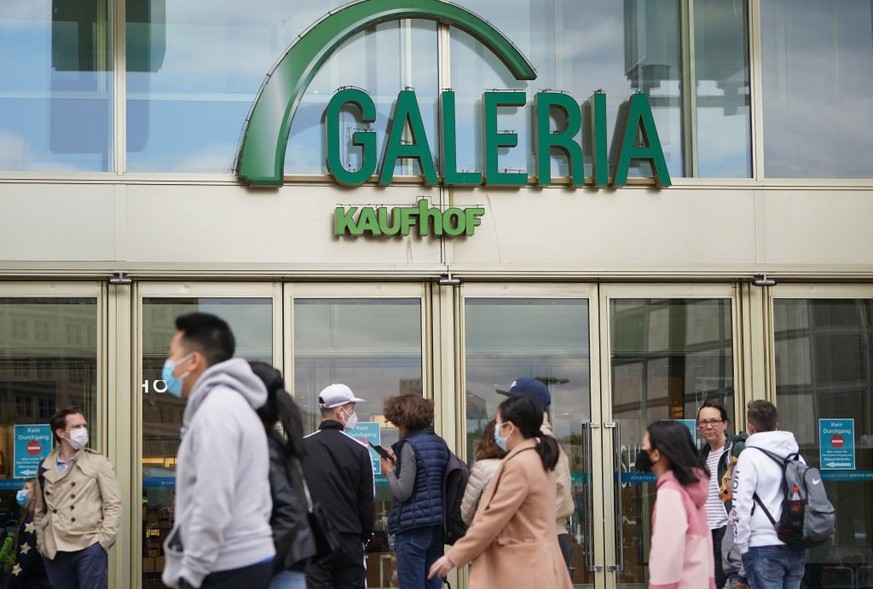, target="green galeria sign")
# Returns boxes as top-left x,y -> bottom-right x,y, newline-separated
236,0 -> 672,189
